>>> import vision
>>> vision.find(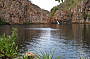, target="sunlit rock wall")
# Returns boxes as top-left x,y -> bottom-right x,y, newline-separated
50,0 -> 90,24
0,0 -> 49,24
